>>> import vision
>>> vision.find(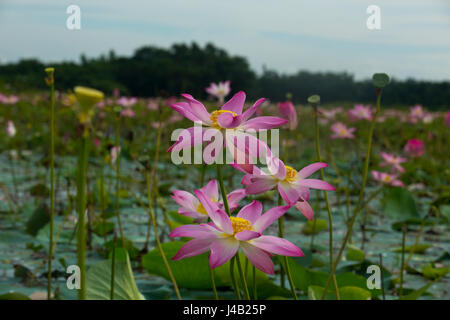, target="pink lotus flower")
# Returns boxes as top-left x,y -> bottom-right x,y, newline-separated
205,81 -> 231,104
371,170 -> 404,187
404,138 -> 424,157
117,97 -> 138,108
446,112 -> 450,128
110,146 -> 121,164
348,104 -> 373,121
171,180 -> 246,222
120,108 -> 136,118
6,120 -> 16,137
330,122 -> 356,139
168,91 -> 287,167
379,152 -> 407,173
147,99 -> 159,110
170,196 -> 304,274
422,112 -> 434,124
0,94 -> 19,104
236,157 -> 335,220
409,105 -> 424,122
277,101 -> 297,130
